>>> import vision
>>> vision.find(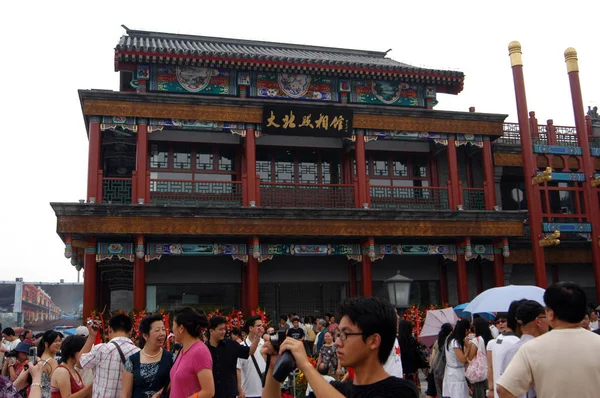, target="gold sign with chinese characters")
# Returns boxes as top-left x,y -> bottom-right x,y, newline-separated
262,105 -> 353,137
